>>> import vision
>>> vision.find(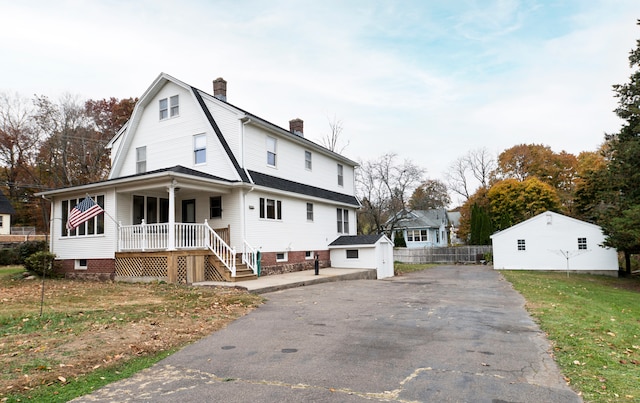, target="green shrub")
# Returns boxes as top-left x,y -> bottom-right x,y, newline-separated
24,251 -> 56,276
0,248 -> 19,265
17,240 -> 48,263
